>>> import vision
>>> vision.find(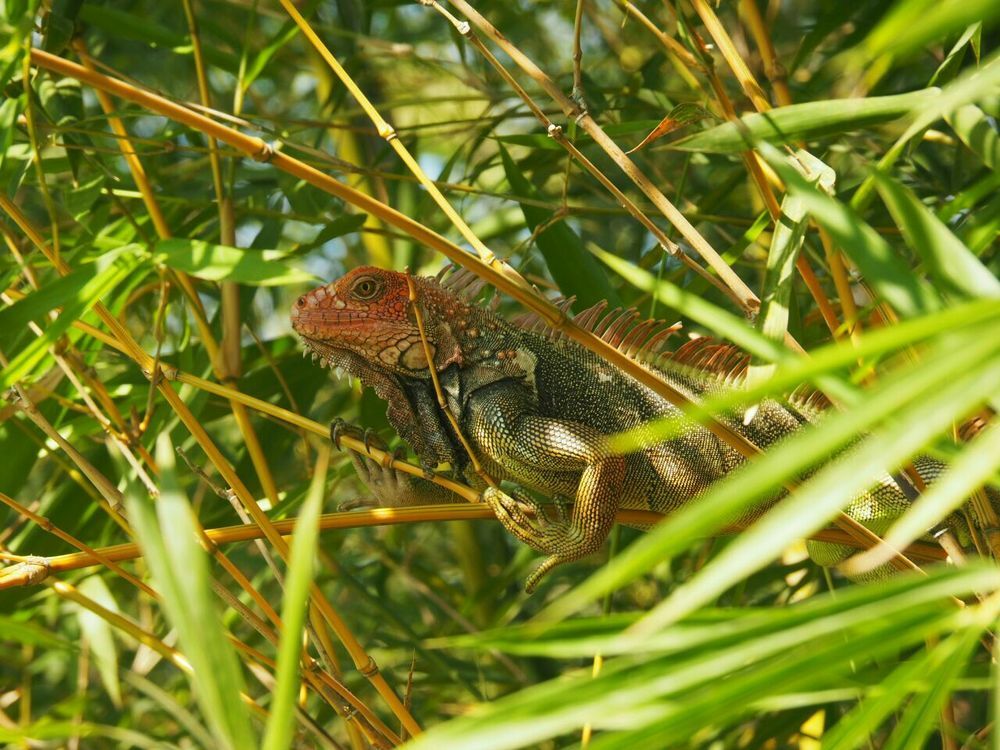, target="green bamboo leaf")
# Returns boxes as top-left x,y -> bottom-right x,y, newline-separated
929,23 -> 981,86
760,145 -> 943,317
404,567 -> 997,750
241,12 -> 305,92
872,171 -> 1000,299
77,4 -> 239,71
0,2 -> 37,92
667,91 -> 937,153
961,190 -> 1000,255
286,214 -> 368,257
440,567 -> 997,659
0,250 -> 147,392
76,576 -> 123,708
862,0 -> 1000,61
747,192 -> 808,388
880,626 -> 983,750
0,95 -> 22,175
125,673 -> 216,750
824,612 -> 984,749
947,103 -> 1000,170
0,263 -> 106,348
154,238 -> 315,286
500,146 -> 620,308
124,435 -> 256,750
0,615 -> 69,649
262,448 -> 328,750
